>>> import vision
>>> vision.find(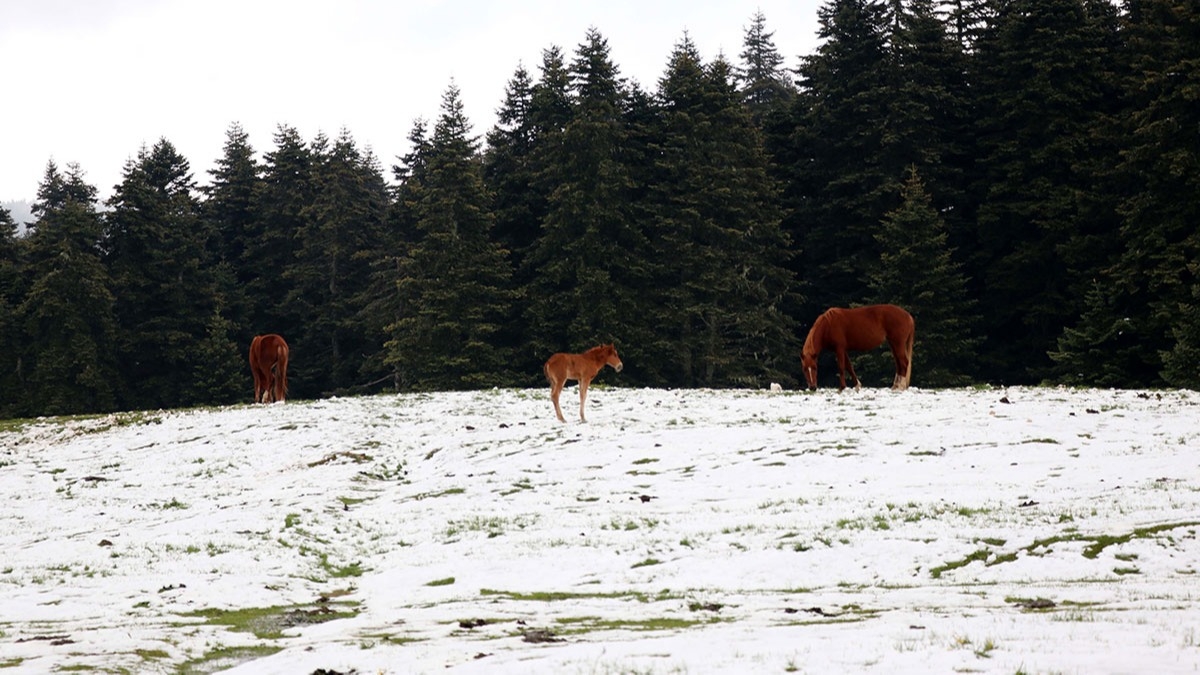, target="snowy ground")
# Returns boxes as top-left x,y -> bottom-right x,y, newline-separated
1,385 -> 1198,674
